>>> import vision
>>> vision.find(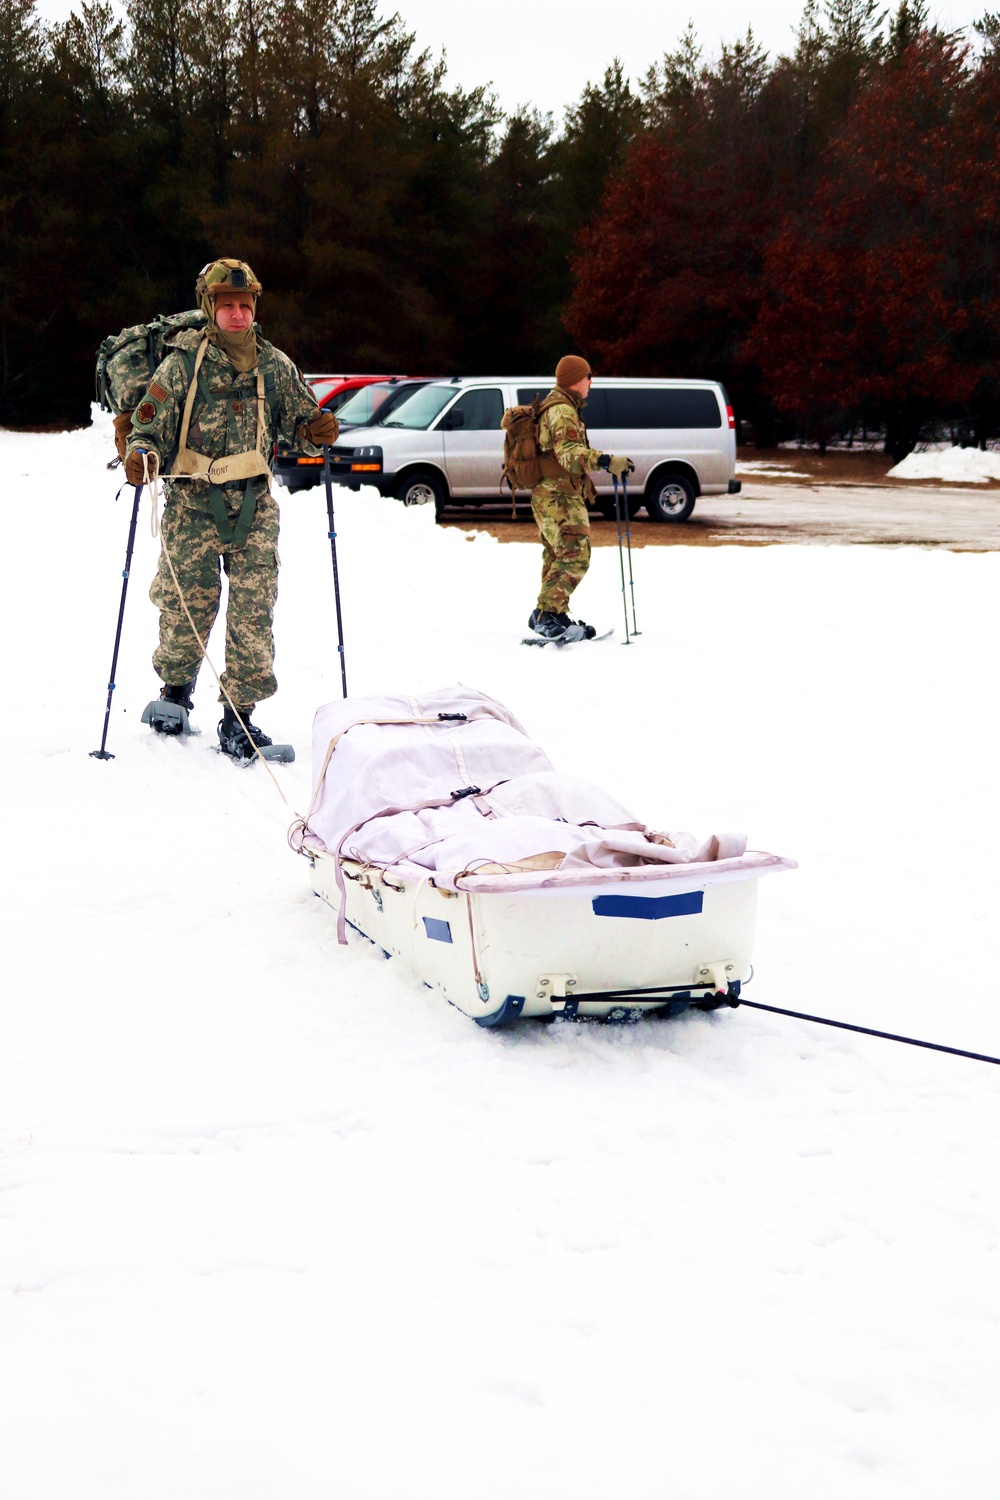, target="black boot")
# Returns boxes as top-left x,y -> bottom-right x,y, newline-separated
552,611 -> 595,638
143,679 -> 196,735
162,681 -> 195,711
217,704 -> 273,761
528,610 -> 570,640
